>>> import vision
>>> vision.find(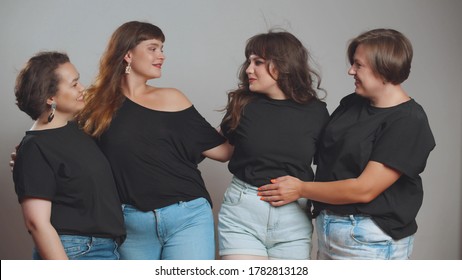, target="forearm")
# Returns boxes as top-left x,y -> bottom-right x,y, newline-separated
299,178 -> 372,204
29,223 -> 68,260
